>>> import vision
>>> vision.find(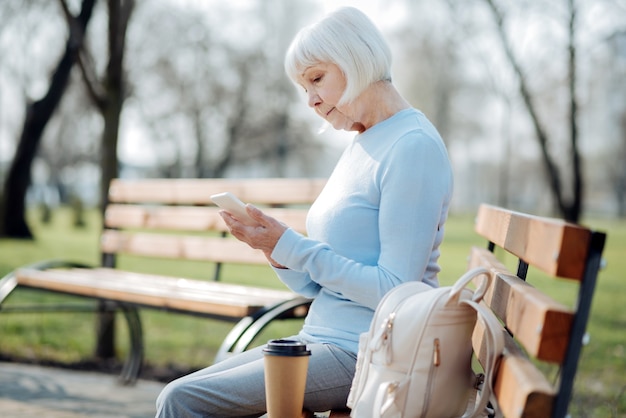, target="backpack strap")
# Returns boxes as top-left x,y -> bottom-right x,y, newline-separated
448,267 -> 491,303
460,298 -> 505,418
